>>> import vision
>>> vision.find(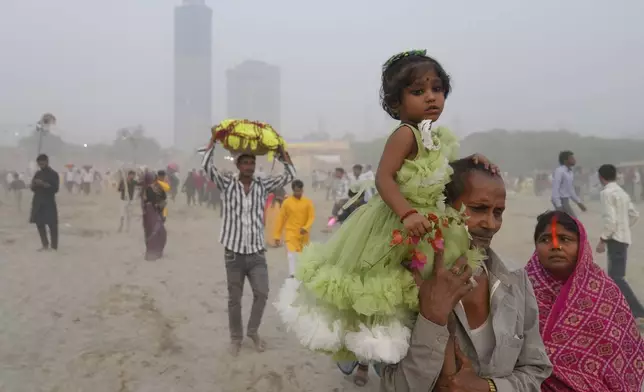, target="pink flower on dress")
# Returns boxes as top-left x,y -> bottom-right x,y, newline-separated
430,228 -> 445,252
409,249 -> 427,271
